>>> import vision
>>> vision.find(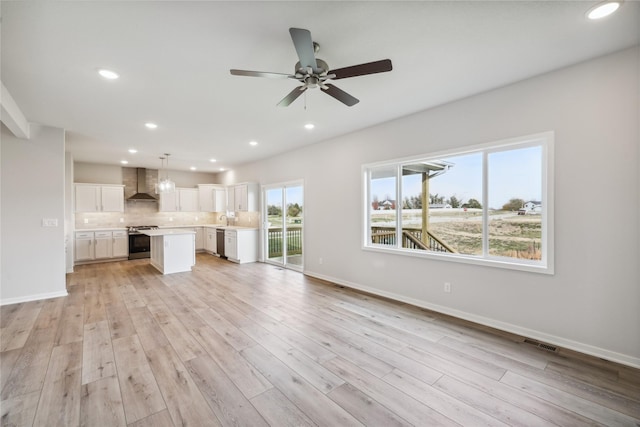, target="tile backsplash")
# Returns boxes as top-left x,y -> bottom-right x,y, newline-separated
75,200 -> 261,229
